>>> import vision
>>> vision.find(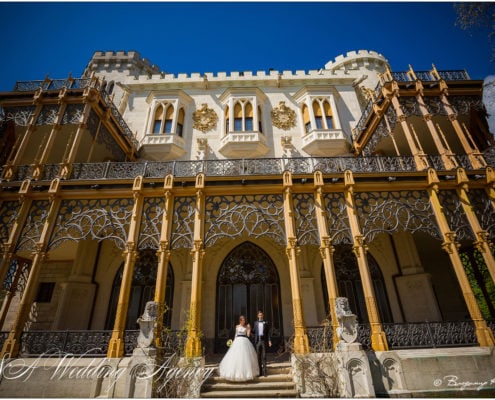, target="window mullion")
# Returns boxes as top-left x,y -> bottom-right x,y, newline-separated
328,95 -> 341,130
